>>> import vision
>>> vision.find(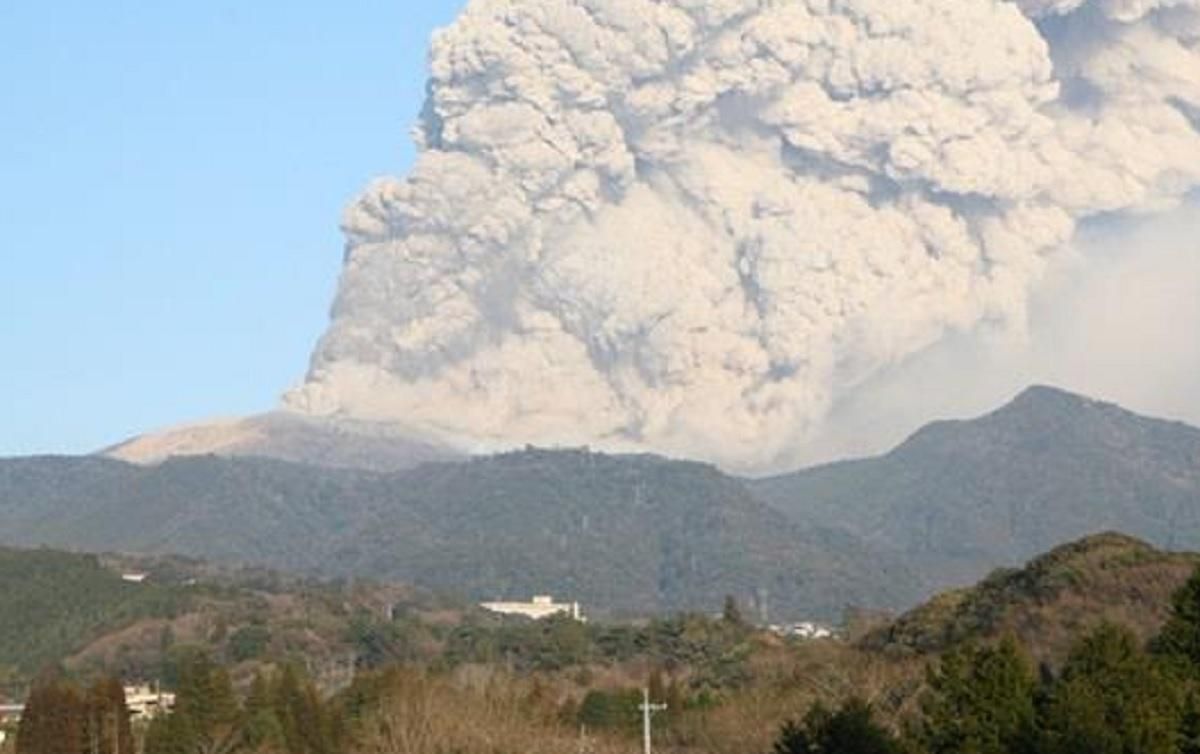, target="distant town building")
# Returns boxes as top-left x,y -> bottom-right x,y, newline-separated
0,703 -> 23,726
0,688 -> 173,730
480,595 -> 584,621
121,572 -> 148,584
768,621 -> 835,640
123,684 -> 175,721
